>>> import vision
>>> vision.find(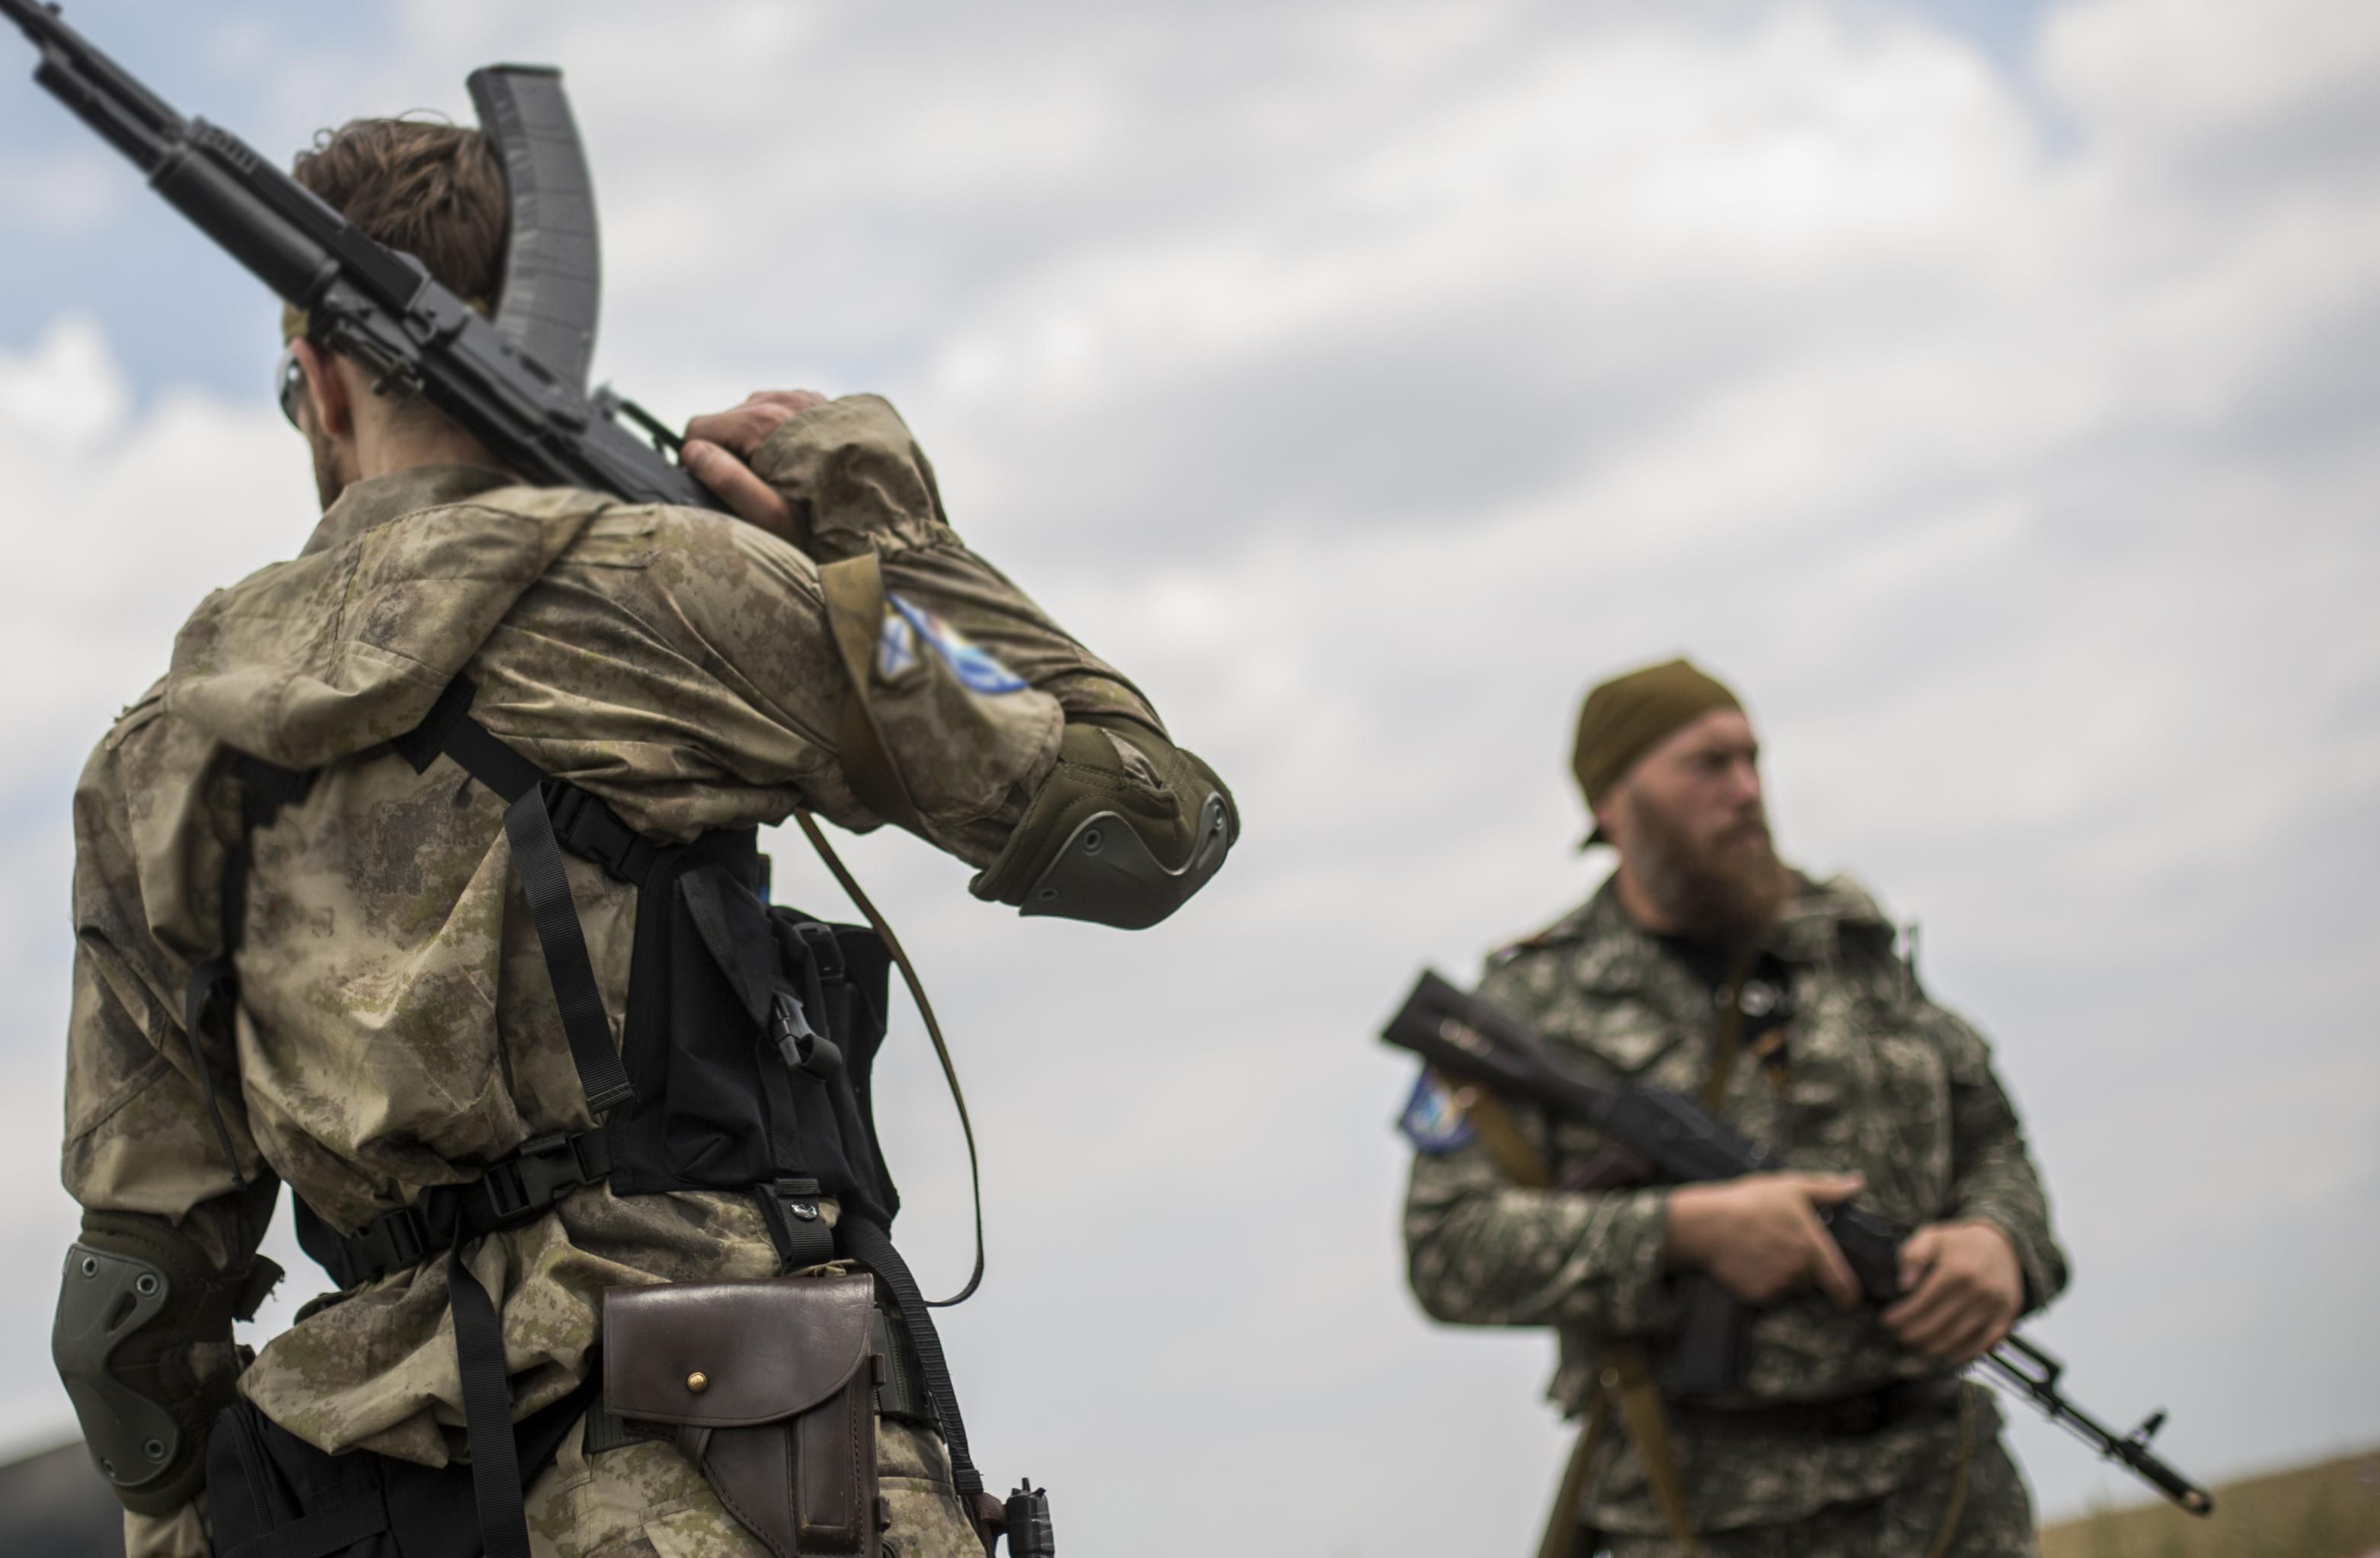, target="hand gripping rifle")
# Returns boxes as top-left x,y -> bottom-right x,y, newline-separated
1384,970 -> 2215,1516
2,0 -> 725,513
